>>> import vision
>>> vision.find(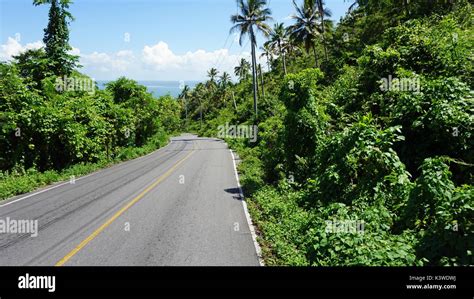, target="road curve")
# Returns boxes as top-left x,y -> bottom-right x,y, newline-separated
0,134 -> 260,266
